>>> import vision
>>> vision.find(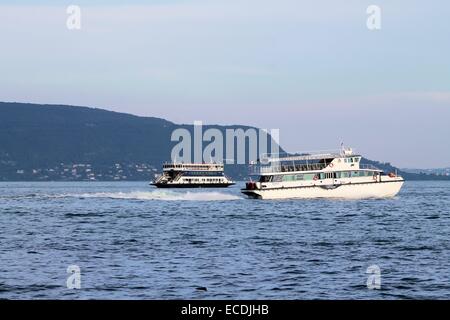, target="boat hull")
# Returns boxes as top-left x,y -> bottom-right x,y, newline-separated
242,180 -> 404,200
152,182 -> 235,188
